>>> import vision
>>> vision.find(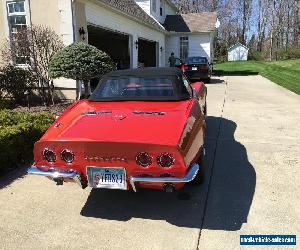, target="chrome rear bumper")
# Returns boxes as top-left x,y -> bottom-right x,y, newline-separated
129,163 -> 199,192
27,167 -> 86,188
28,163 -> 199,192
28,167 -> 77,178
